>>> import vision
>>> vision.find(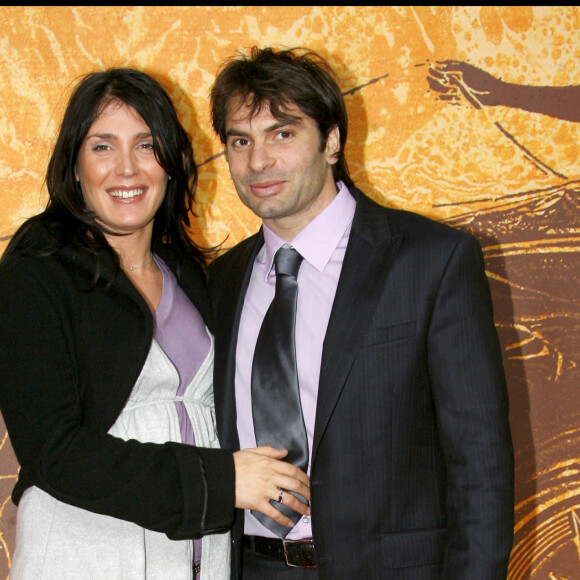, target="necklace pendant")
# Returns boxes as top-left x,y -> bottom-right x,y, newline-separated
123,254 -> 153,272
